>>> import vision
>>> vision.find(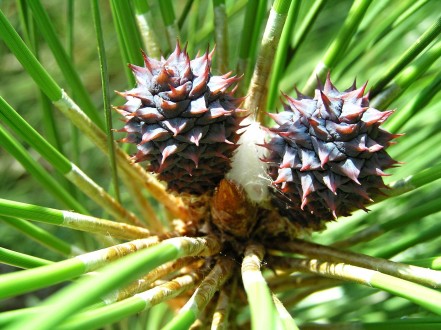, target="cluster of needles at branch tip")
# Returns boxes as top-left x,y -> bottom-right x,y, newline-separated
4,0 -> 441,328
